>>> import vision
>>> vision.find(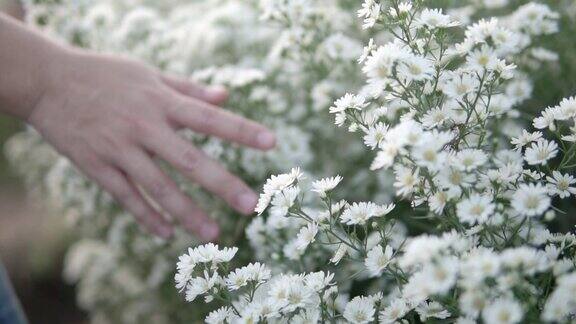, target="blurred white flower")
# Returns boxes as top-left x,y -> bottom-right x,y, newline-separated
343,296 -> 376,324
482,297 -> 523,324
365,245 -> 394,277
512,183 -> 551,217
311,175 -> 343,197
